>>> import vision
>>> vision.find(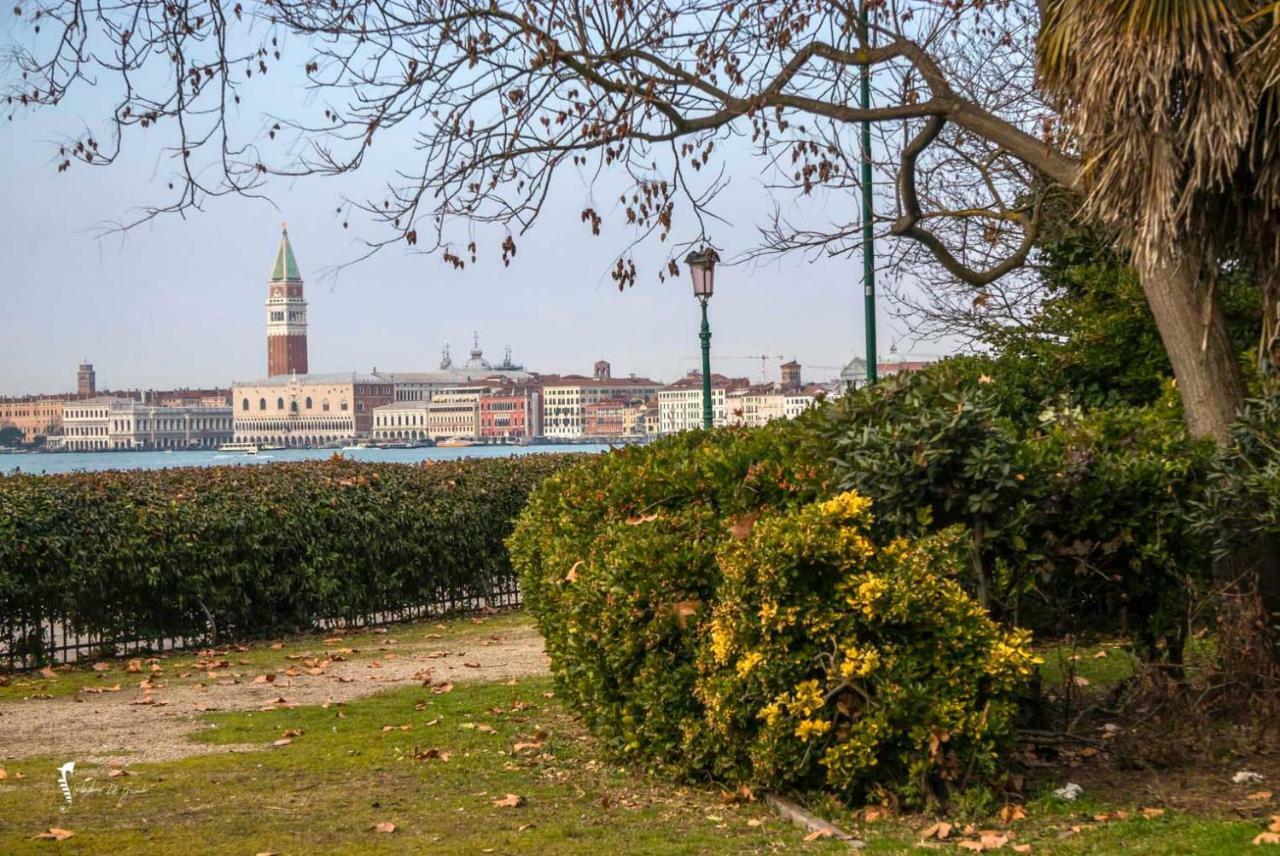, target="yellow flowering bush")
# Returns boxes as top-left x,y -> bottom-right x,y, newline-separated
697,493 -> 1038,805
509,420 -> 1036,806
